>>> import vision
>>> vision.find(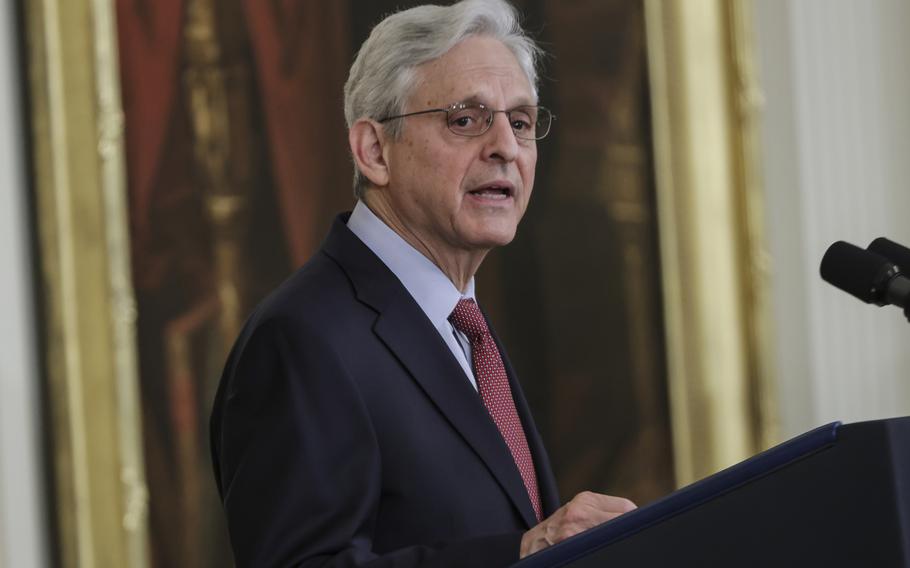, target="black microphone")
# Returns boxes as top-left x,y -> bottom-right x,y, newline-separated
868,237 -> 910,273
820,241 -> 910,317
